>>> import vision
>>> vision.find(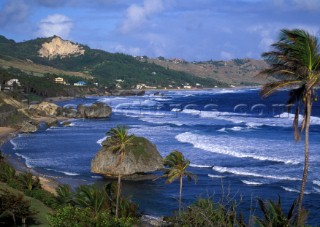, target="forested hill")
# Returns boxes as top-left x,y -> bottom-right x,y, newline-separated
0,35 -> 226,89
